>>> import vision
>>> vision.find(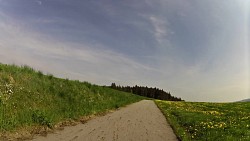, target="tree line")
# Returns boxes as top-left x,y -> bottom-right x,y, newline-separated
110,83 -> 183,101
